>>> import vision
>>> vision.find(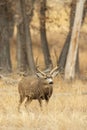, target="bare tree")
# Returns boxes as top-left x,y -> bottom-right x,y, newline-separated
13,0 -> 35,74
0,1 -> 12,73
13,0 -> 52,73
39,0 -> 52,70
17,22 -> 27,72
58,1 -> 76,72
82,0 -> 87,24
14,0 -> 27,72
20,0 -> 36,74
65,0 -> 86,80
